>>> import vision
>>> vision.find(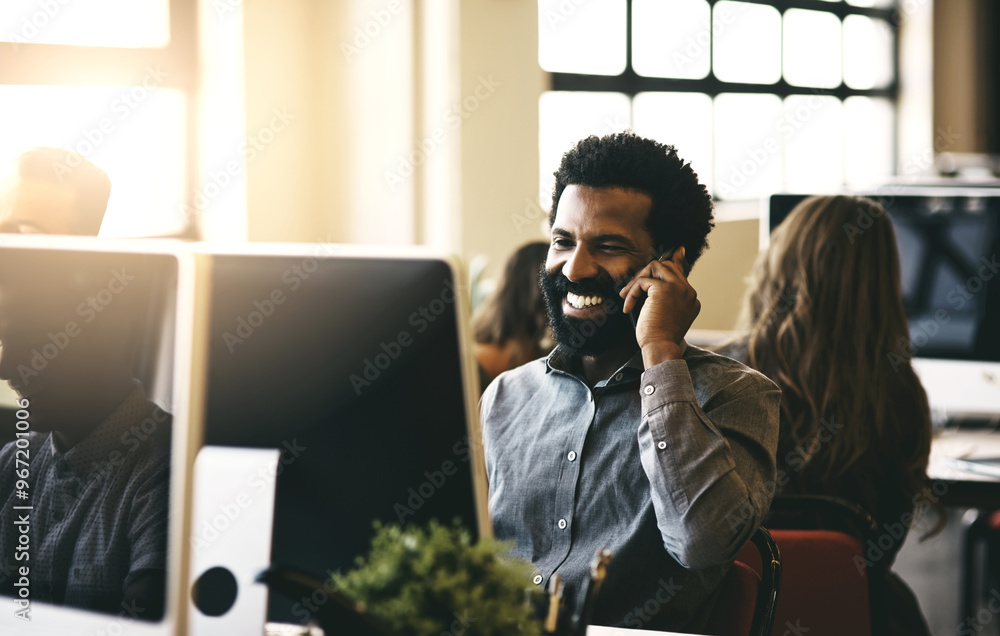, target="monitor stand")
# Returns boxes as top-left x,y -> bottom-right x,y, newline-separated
188,446 -> 280,635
